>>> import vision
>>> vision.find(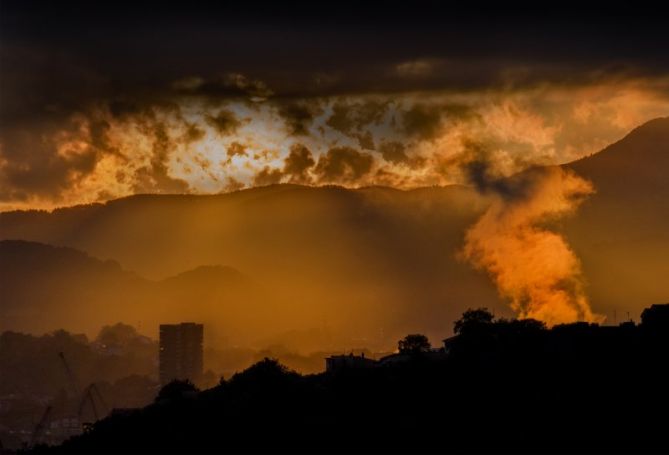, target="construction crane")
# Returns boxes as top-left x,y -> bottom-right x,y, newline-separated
56,352 -> 110,433
58,352 -> 81,398
78,383 -> 109,427
30,405 -> 53,447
